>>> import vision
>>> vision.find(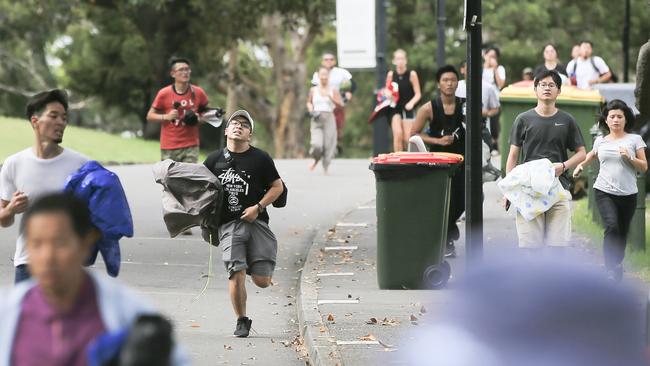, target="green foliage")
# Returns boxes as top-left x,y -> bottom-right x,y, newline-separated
0,0 -> 649,157
573,197 -> 650,281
